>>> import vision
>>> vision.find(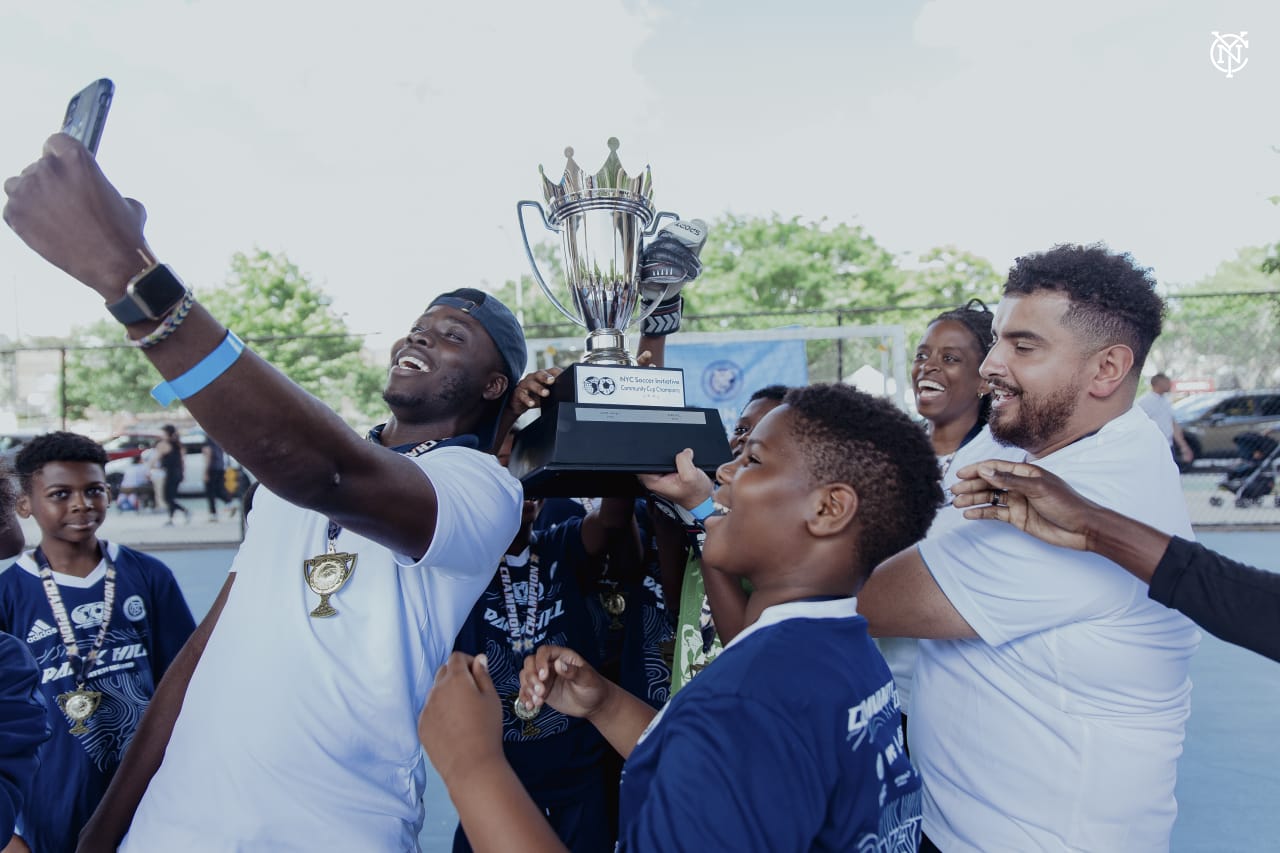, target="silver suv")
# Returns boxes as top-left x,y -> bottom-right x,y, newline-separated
1173,389 -> 1280,459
